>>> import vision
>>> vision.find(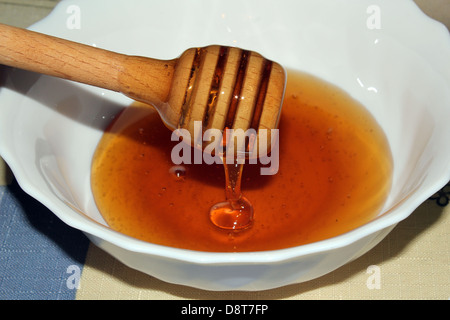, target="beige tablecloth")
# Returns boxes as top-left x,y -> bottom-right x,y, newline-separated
1,0 -> 449,300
